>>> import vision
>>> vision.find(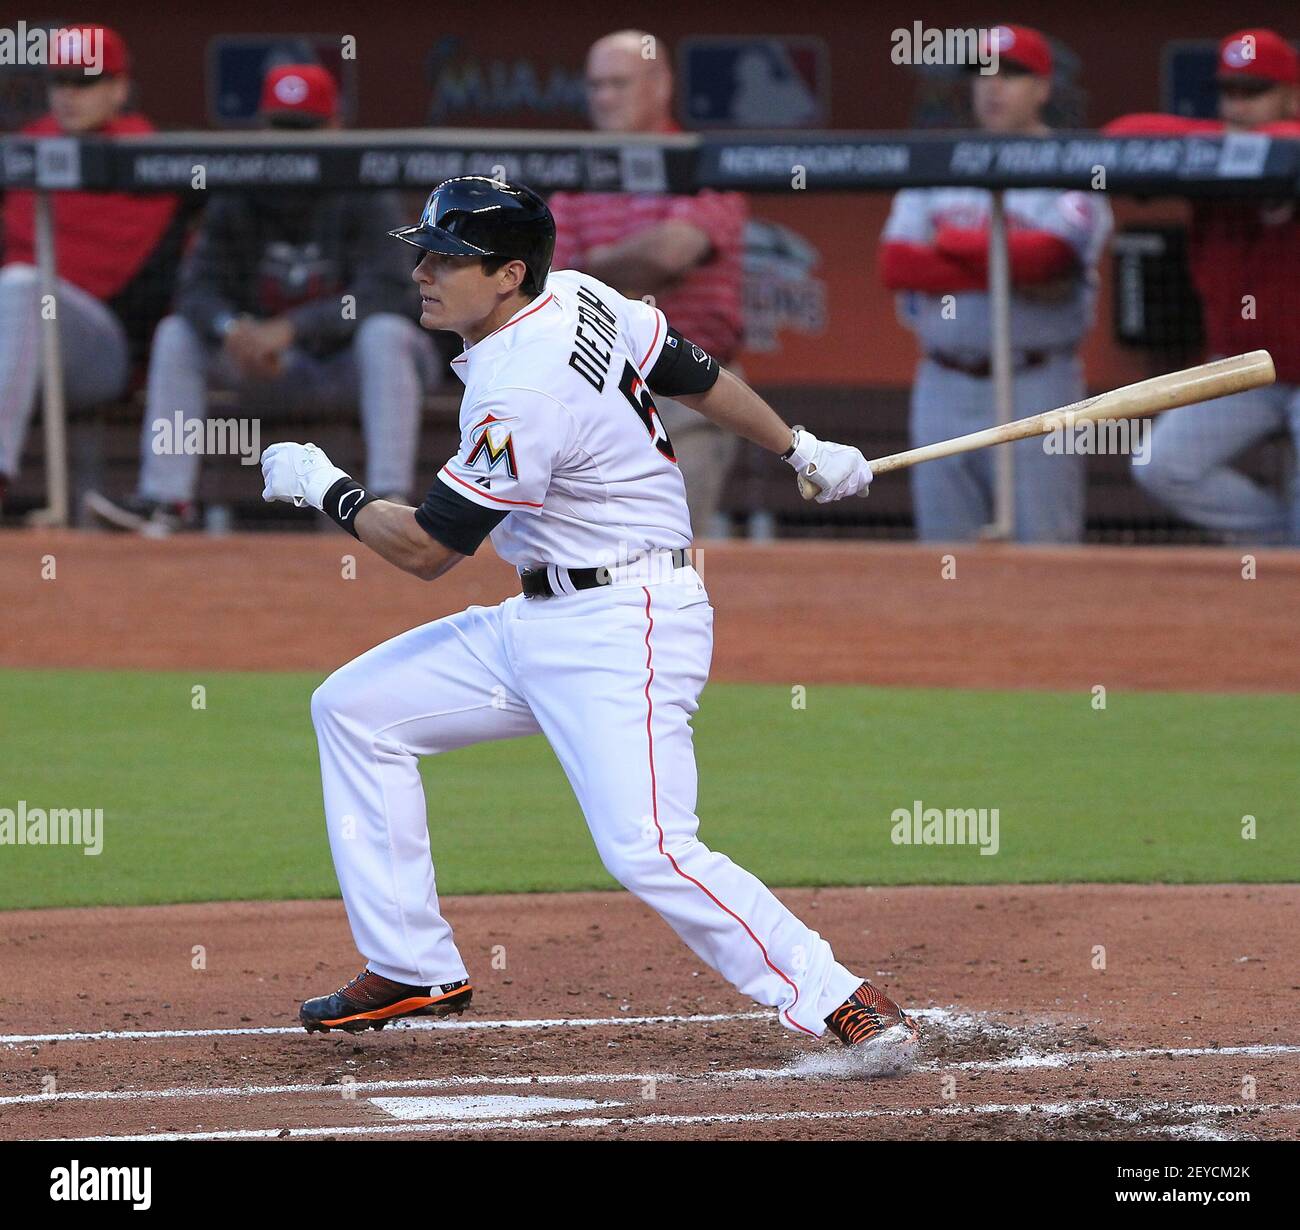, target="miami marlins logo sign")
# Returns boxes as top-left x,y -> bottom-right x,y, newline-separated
464,411 -> 518,479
